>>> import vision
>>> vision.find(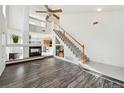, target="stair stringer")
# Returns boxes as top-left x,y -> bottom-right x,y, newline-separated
53,31 -> 81,65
